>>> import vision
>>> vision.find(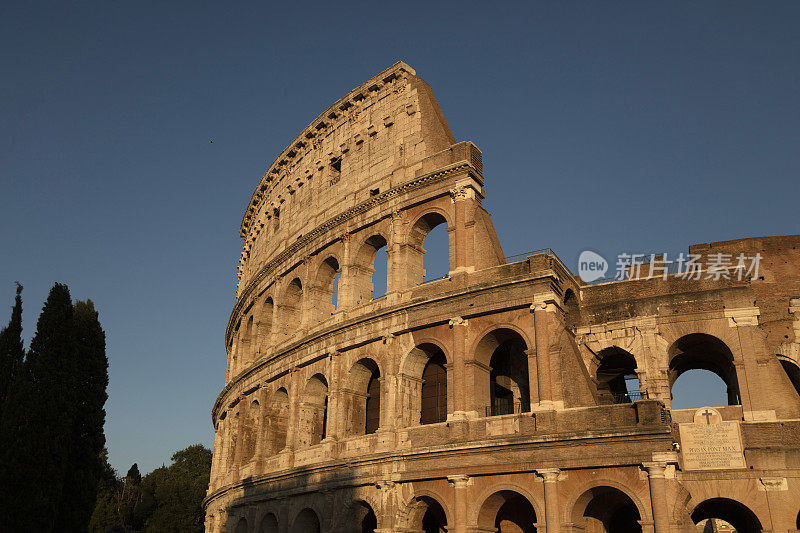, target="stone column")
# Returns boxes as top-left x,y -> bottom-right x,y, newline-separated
387,210 -> 404,299
338,234 -> 354,310
525,348 -> 540,410
449,317 -> 469,418
643,462 -> 670,533
449,184 -> 476,275
537,468 -> 561,533
284,370 -> 299,451
447,475 -> 470,533
531,301 -> 555,410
